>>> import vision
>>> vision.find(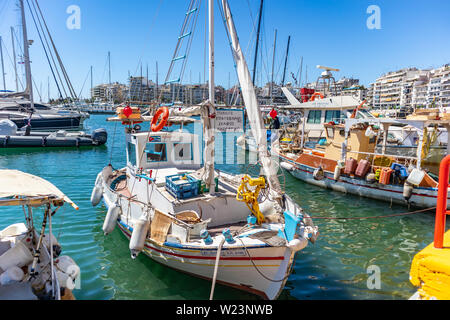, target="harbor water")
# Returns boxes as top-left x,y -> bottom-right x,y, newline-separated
0,114 -> 440,300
